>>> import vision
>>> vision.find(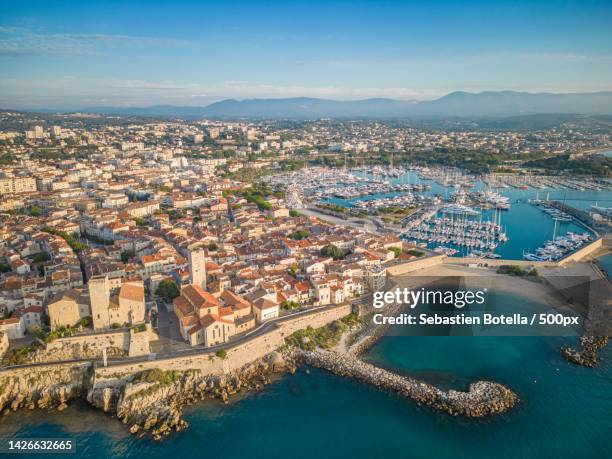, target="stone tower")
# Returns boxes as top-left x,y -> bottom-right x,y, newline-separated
188,246 -> 207,290
89,275 -> 110,330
